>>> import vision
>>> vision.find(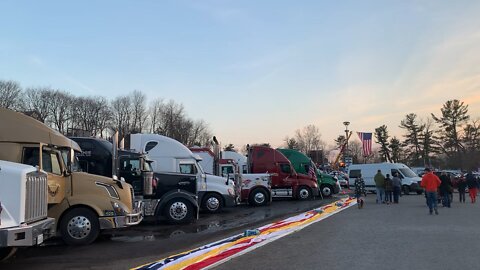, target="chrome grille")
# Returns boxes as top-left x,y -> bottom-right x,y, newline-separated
25,171 -> 48,223
130,187 -> 135,209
